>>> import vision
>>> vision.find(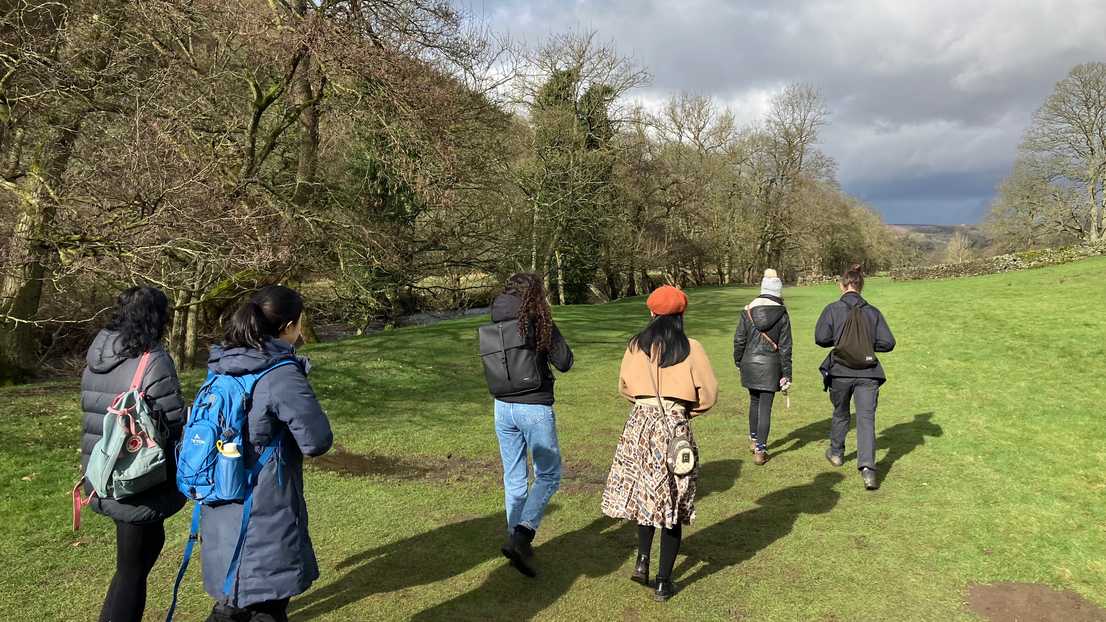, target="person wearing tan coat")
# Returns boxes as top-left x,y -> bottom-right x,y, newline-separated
601,285 -> 719,603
